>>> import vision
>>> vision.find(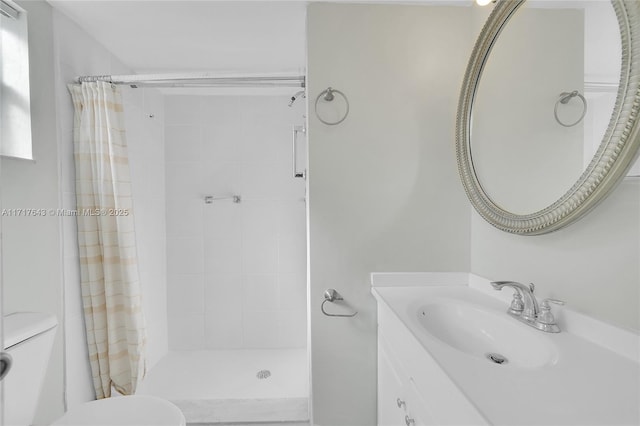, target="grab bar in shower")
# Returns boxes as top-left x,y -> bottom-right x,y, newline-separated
292,125 -> 306,179
204,195 -> 241,204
